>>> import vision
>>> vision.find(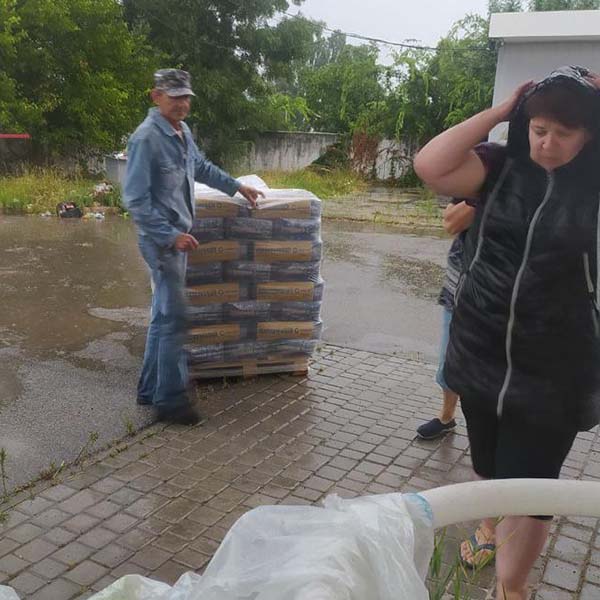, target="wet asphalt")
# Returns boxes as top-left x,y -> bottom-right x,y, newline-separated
0,214 -> 450,490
